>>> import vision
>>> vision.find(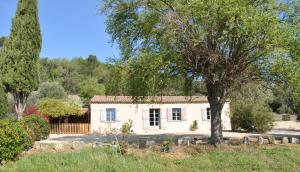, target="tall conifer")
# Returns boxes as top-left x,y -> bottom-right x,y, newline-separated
0,0 -> 41,120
